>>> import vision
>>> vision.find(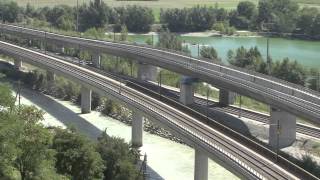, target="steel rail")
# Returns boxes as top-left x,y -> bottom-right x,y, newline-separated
16,43 -> 320,140
0,23 -> 319,123
1,41 -> 315,179
2,43 -> 272,179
